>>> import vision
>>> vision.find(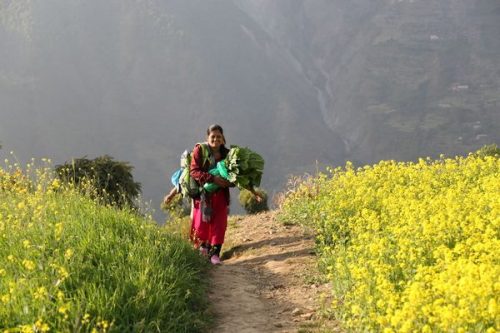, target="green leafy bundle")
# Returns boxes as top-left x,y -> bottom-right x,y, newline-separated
203,145 -> 264,192
225,145 -> 264,189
